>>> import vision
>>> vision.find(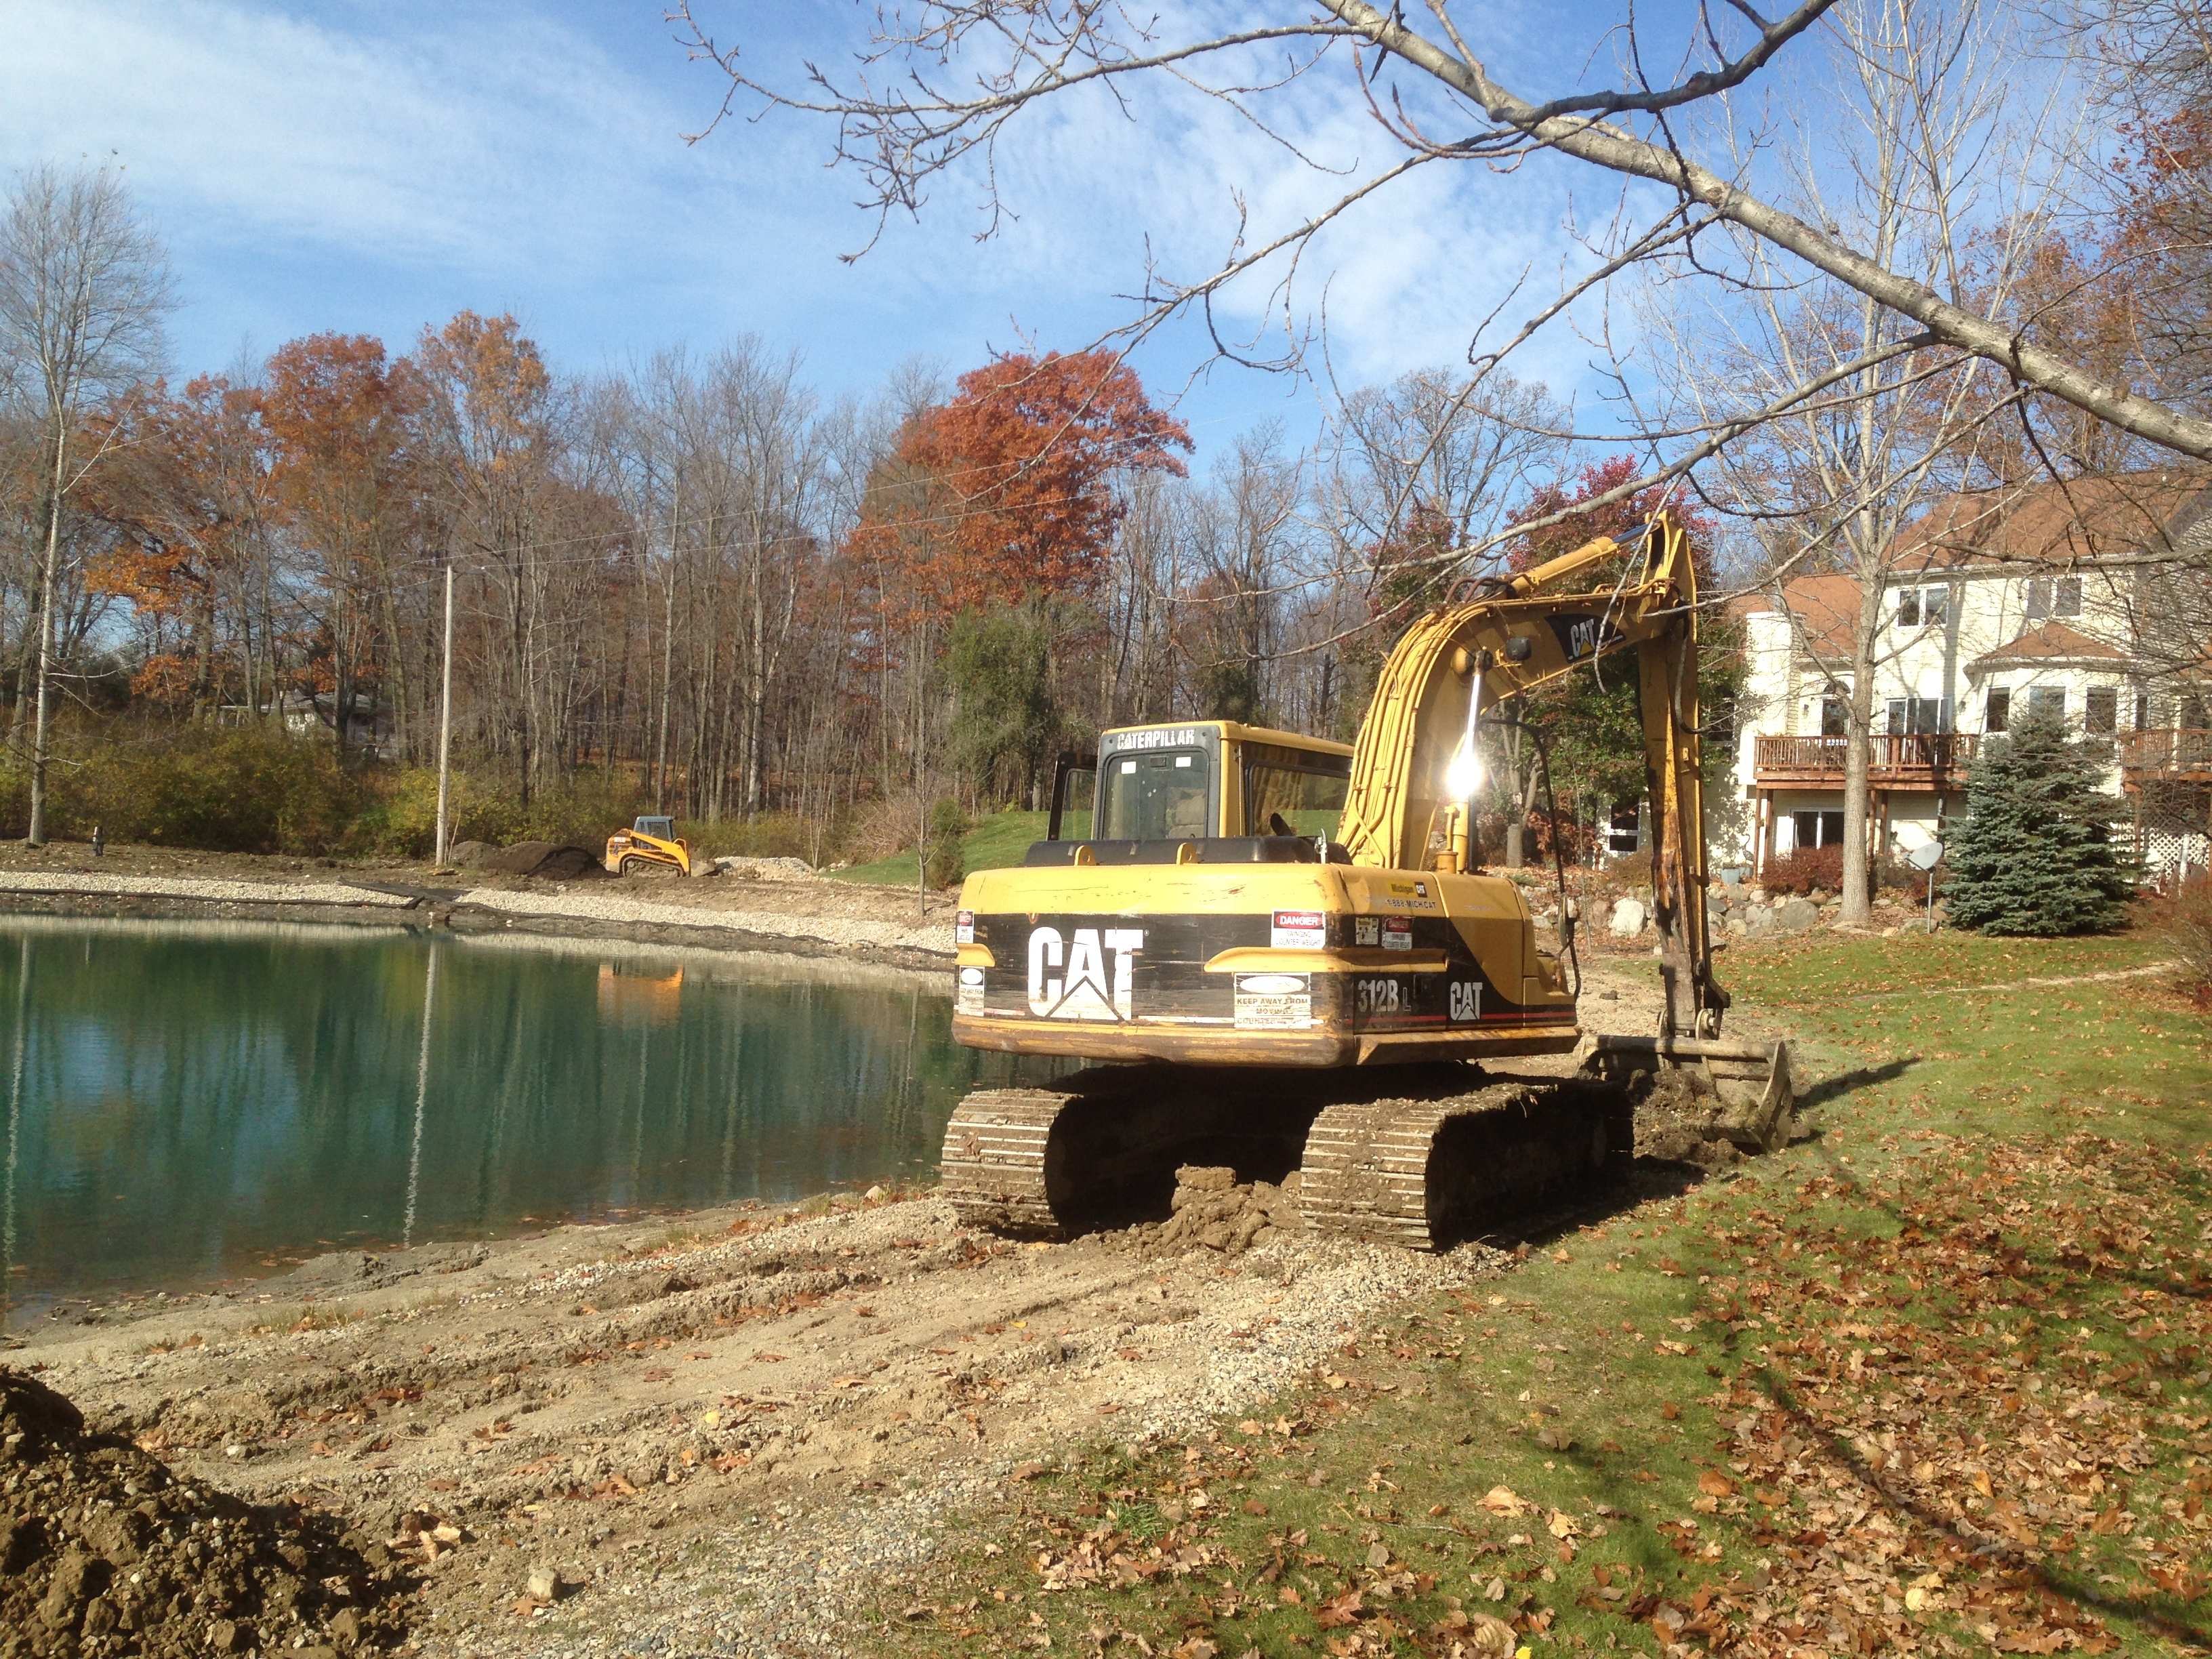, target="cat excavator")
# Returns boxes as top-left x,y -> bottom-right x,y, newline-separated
938,513 -> 1794,1249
